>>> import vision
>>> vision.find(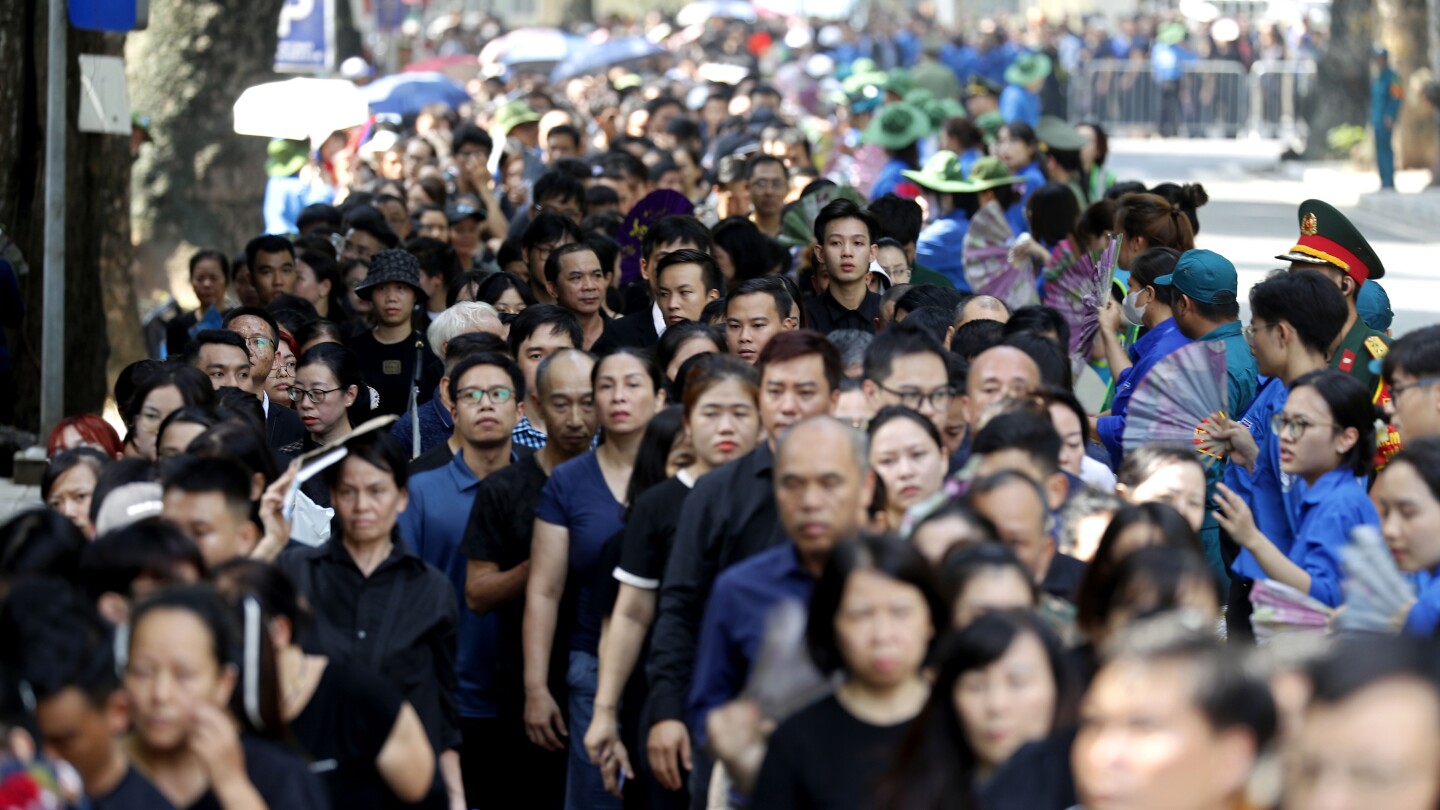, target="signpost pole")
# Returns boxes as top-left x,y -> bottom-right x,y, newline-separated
41,0 -> 68,436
